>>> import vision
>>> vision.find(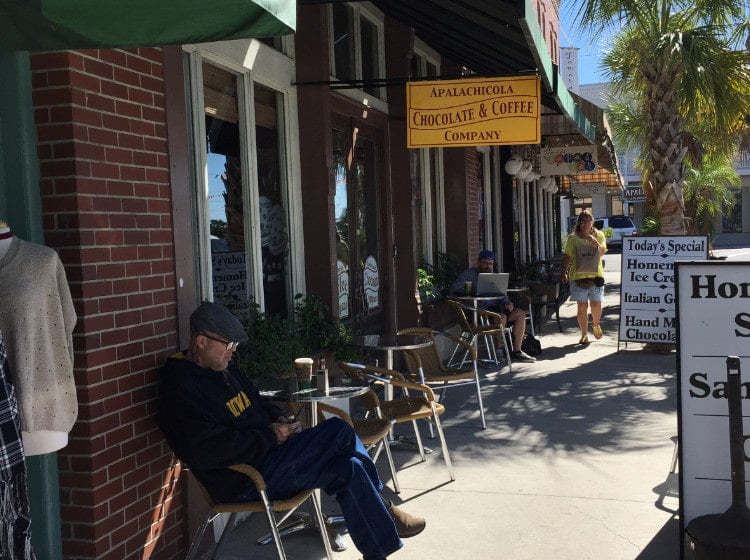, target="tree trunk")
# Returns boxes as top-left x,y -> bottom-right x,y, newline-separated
644,60 -> 688,235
